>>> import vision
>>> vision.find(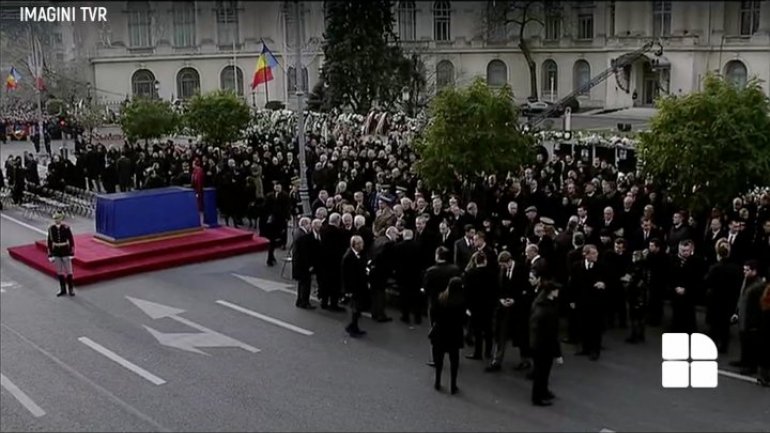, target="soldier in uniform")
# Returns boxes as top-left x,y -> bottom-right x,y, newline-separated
47,211 -> 75,297
372,195 -> 397,236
